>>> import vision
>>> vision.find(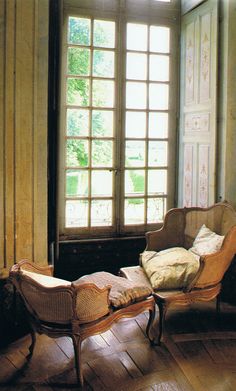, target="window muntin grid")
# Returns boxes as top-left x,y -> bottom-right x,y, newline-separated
60,9 -> 177,237
124,22 -> 170,226
65,17 -> 116,230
